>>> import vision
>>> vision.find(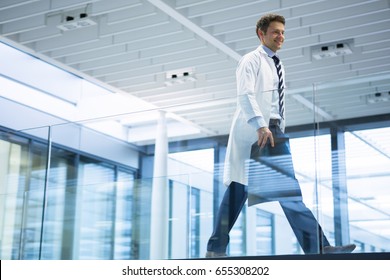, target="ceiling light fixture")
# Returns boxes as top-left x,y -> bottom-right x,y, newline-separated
366,91 -> 390,104
164,68 -> 197,86
312,40 -> 353,60
57,12 -> 96,31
